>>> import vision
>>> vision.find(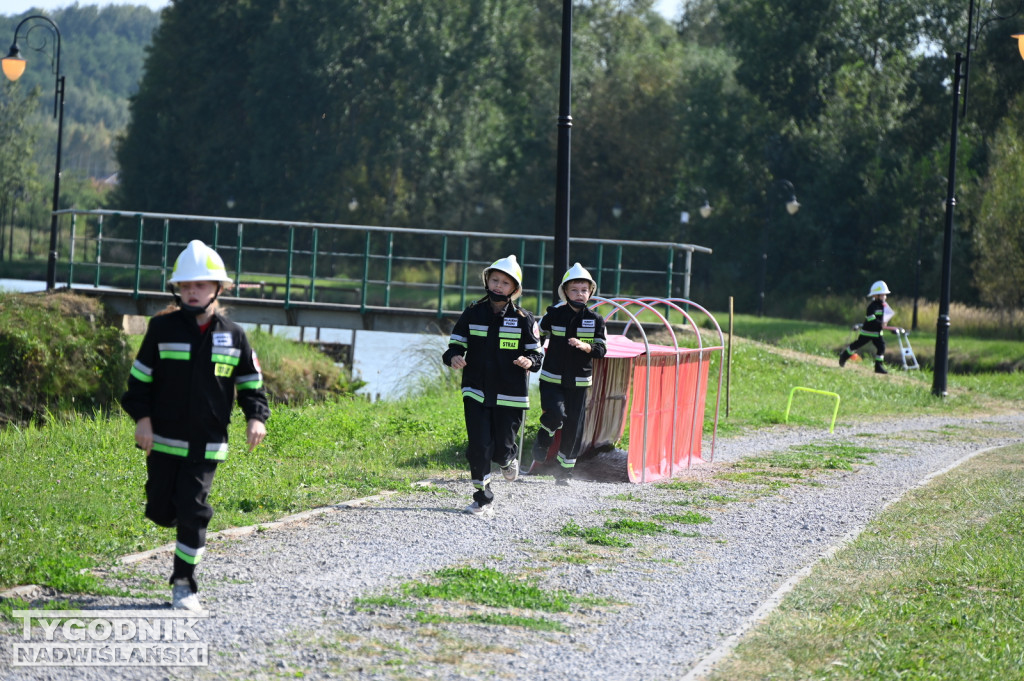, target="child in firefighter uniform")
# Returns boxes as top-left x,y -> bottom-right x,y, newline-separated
442,255 -> 542,517
121,240 -> 270,612
526,263 -> 607,484
839,279 -> 891,374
